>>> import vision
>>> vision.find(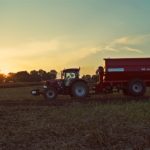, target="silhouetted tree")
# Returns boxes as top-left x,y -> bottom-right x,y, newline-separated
91,75 -> 99,83
0,74 -> 5,83
6,73 -> 16,82
37,69 -> 57,81
4,69 -> 58,82
38,69 -> 47,80
82,74 -> 92,82
30,70 -> 41,82
14,71 -> 30,82
49,70 -> 57,79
